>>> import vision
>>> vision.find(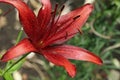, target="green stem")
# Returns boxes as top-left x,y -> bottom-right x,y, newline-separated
2,29 -> 23,76
2,53 -> 29,76
2,28 -> 28,79
16,29 -> 23,44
